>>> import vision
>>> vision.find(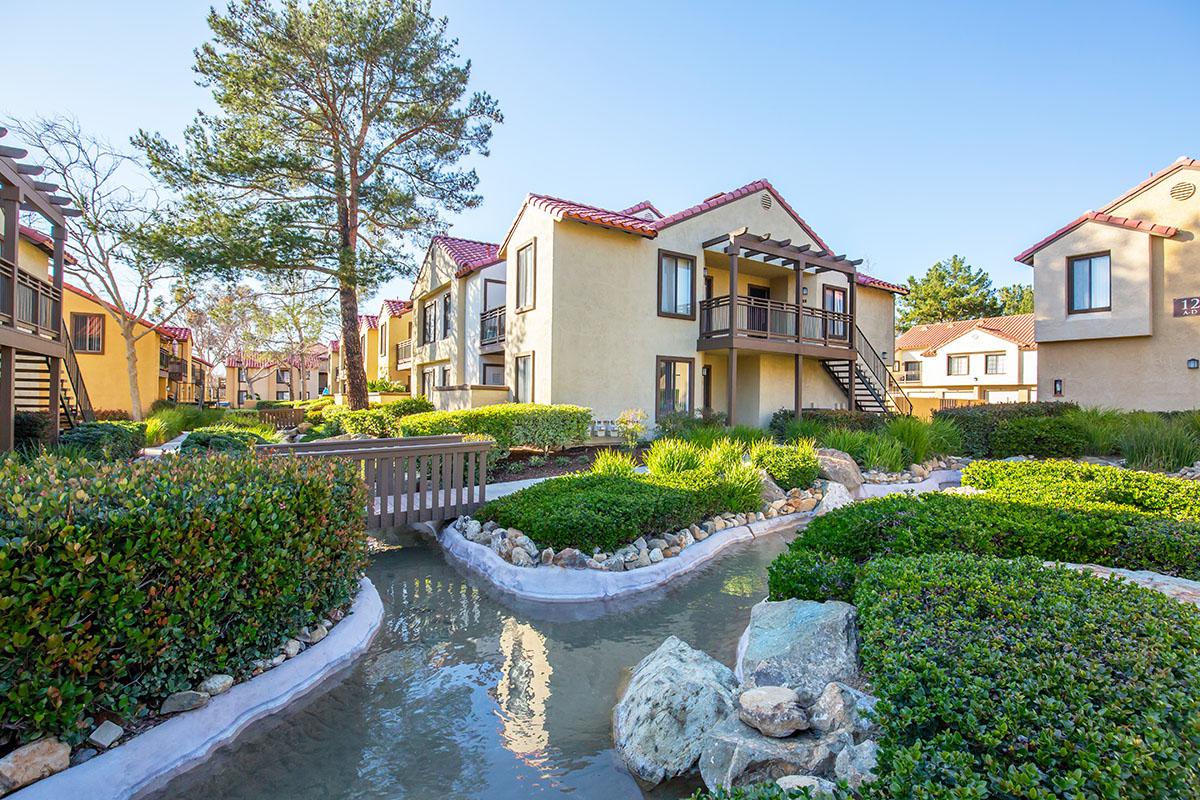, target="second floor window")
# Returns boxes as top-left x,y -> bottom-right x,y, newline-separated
276,368 -> 290,383
70,313 -> 104,353
985,353 -> 1006,374
516,242 -> 535,311
658,251 -> 695,318
902,361 -> 921,382
947,355 -> 969,376
422,300 -> 438,344
1069,253 -> 1111,313
442,293 -> 452,339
